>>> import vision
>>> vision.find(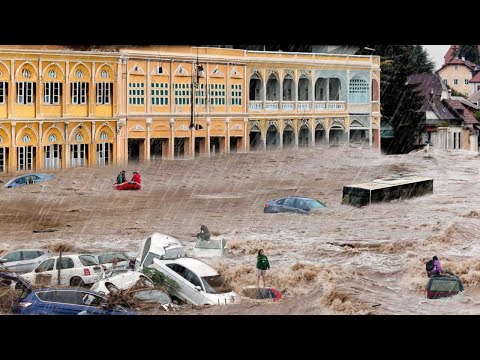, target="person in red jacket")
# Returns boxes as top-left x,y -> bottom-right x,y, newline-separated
131,171 -> 141,184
